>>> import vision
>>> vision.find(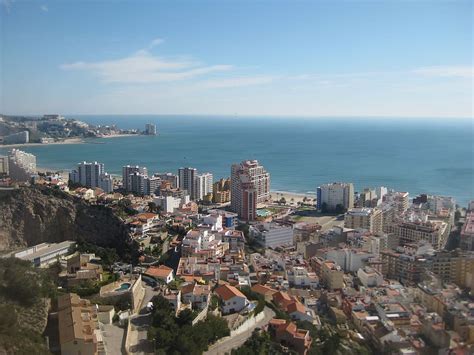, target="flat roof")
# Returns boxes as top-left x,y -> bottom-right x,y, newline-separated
17,240 -> 75,261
